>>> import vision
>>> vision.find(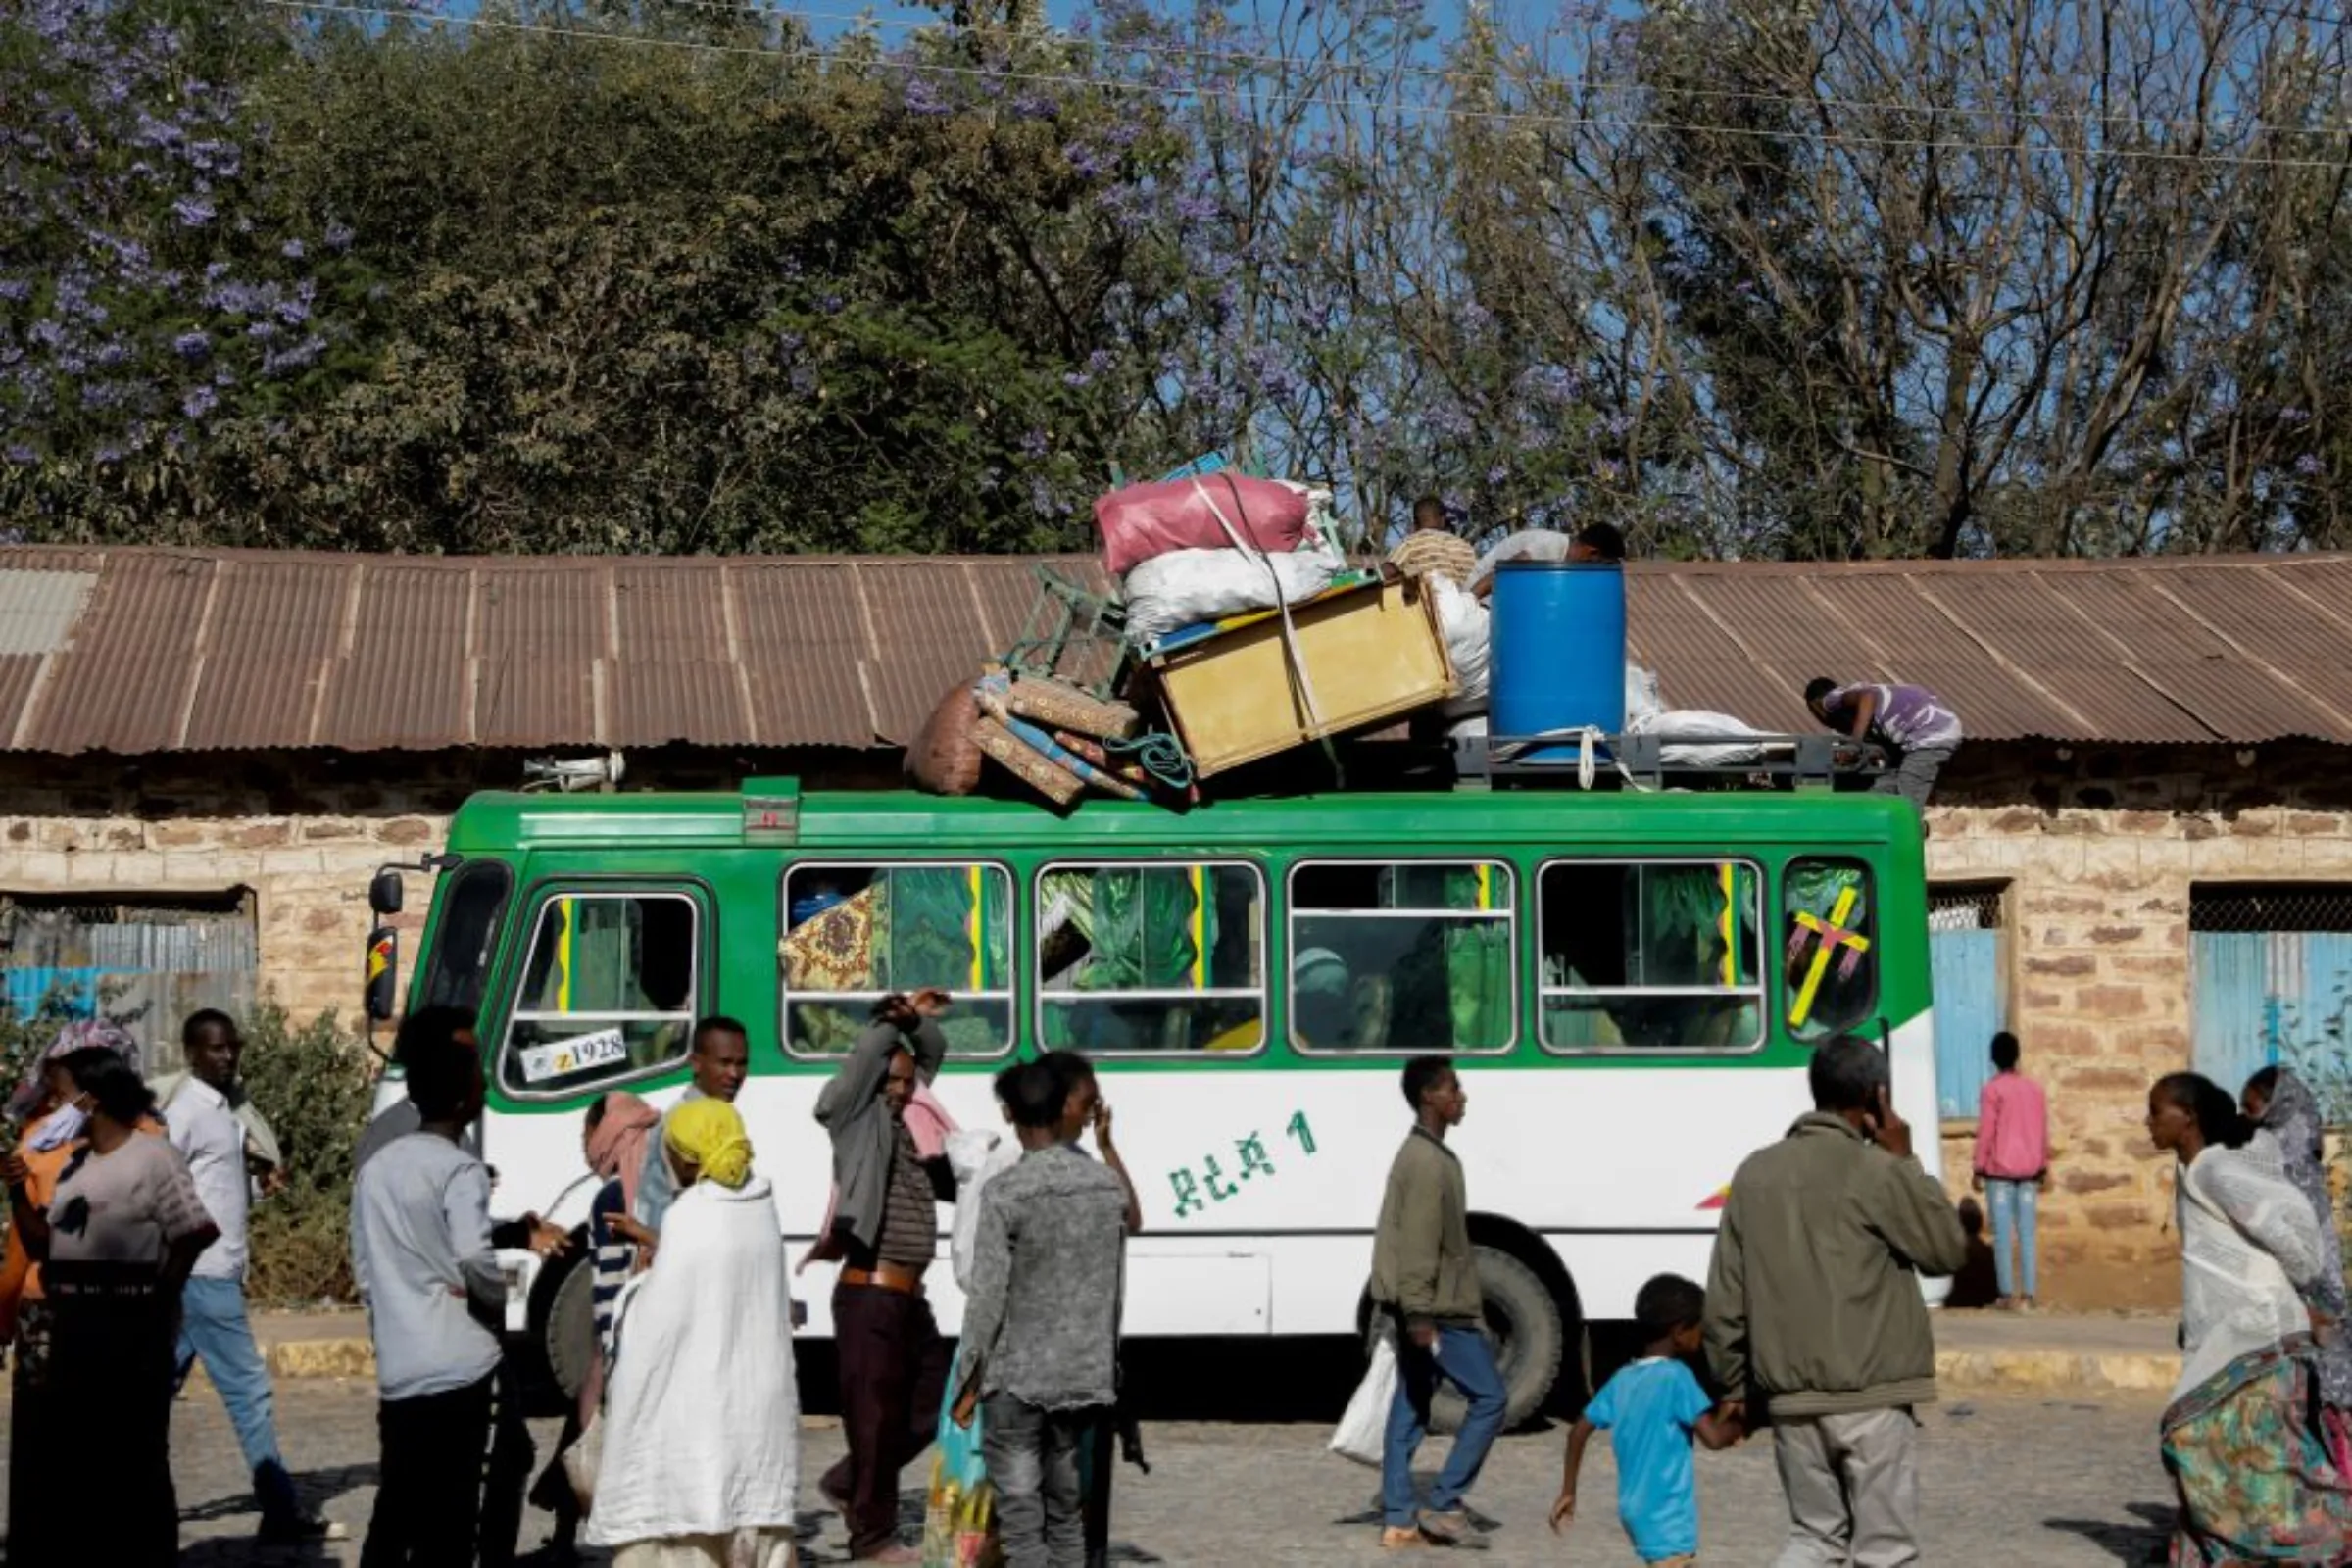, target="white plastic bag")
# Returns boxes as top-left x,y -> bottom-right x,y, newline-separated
1329,1335 -> 1399,1468
1626,707 -> 1771,766
1465,527 -> 1573,592
947,1128 -> 1020,1292
1121,539 -> 1347,647
1625,663 -> 1664,724
1430,575 -> 1491,718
